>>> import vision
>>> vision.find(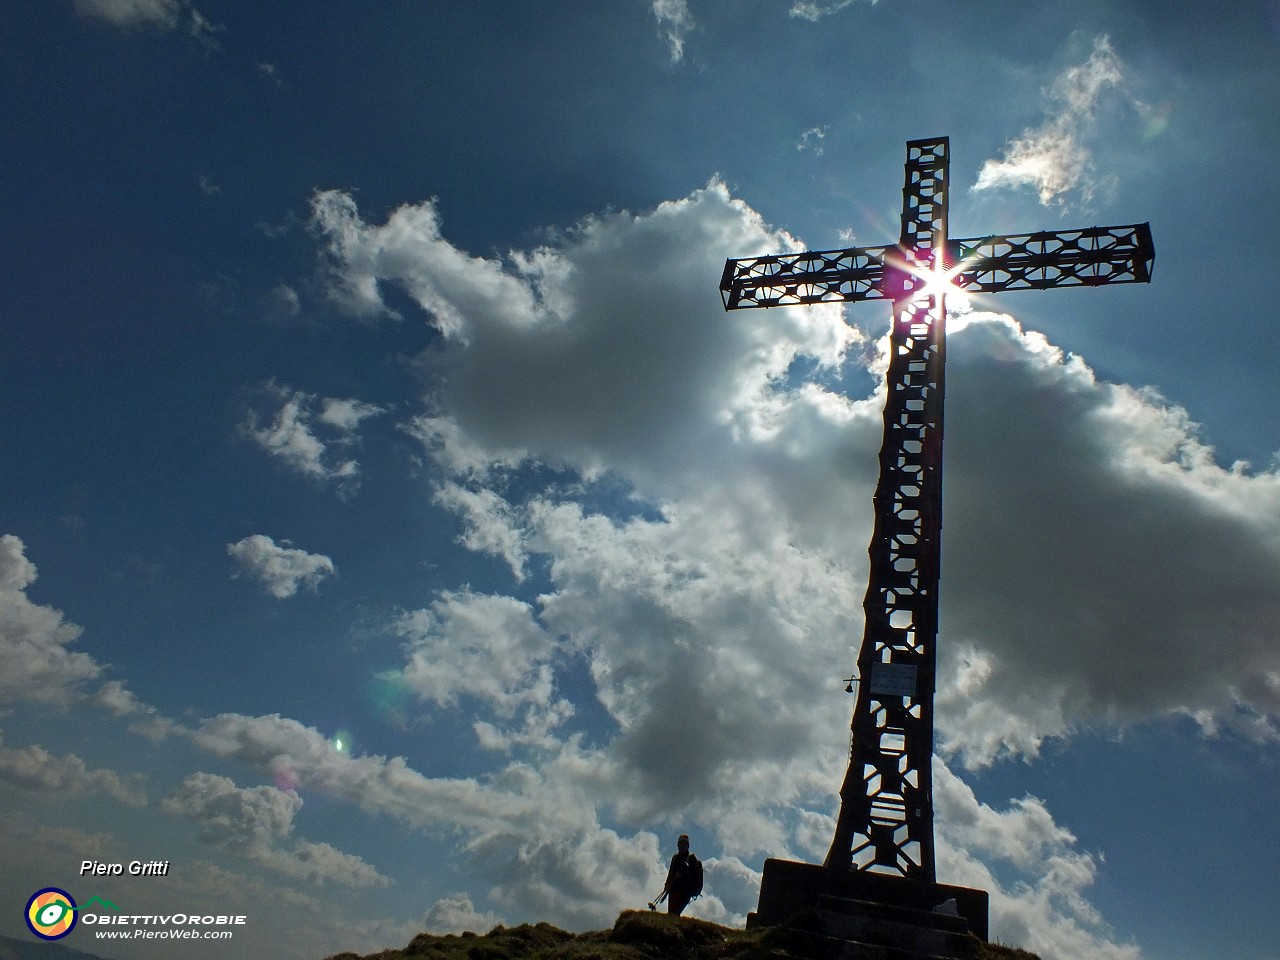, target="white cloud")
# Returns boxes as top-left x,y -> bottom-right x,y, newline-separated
283,839 -> 390,888
75,0 -> 181,28
651,0 -> 695,62
393,589 -> 570,745
795,125 -> 828,155
0,533 -> 37,592
162,771 -> 300,846
227,534 -> 335,599
433,483 -> 528,581
935,764 -> 1141,960
240,383 -> 385,494
0,169 -> 1254,956
402,414 -> 526,480
686,856 -> 762,924
423,892 -> 502,935
309,189 -> 540,334
789,0 -> 865,22
0,734 -> 146,806
74,0 -> 219,46
312,181 -> 859,497
300,176 -> 1280,954
0,536 -> 171,745
263,283 -> 301,319
937,313 -> 1280,765
94,679 -> 154,717
0,534 -> 102,704
974,36 -> 1141,206
186,711 -> 667,927
524,497 -> 858,831
162,772 -> 390,887
317,396 -> 386,434
179,702 -> 1144,948
185,5 -> 221,49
